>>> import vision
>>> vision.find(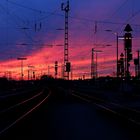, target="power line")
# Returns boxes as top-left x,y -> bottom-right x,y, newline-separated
106,0 -> 130,20
125,9 -> 140,23
0,3 -> 45,44
5,0 -> 140,27
6,0 -> 45,13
